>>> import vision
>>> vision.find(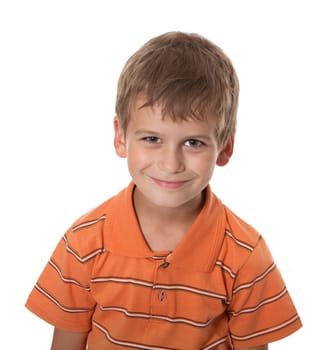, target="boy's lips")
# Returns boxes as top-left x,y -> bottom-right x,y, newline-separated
149,177 -> 191,190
